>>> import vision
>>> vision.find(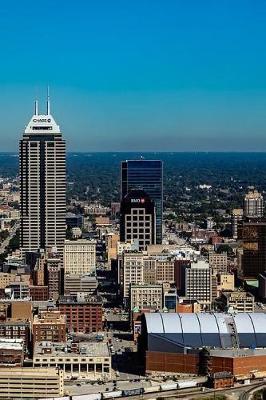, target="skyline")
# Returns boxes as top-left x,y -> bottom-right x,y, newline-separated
1,1 -> 266,151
